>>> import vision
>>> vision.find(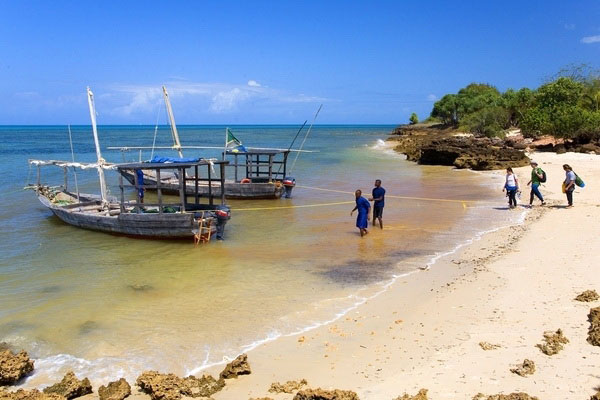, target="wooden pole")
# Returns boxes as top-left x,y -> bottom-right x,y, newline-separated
207,163 -> 213,206
220,163 -> 226,205
119,173 -> 125,213
134,169 -> 141,214
194,165 -> 199,205
156,168 -> 162,214
178,167 -> 186,212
